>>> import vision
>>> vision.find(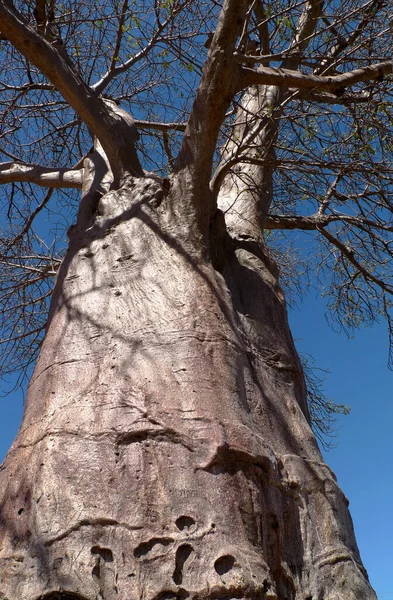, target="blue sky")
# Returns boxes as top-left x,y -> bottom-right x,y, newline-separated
290,294 -> 393,599
1,291 -> 391,597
